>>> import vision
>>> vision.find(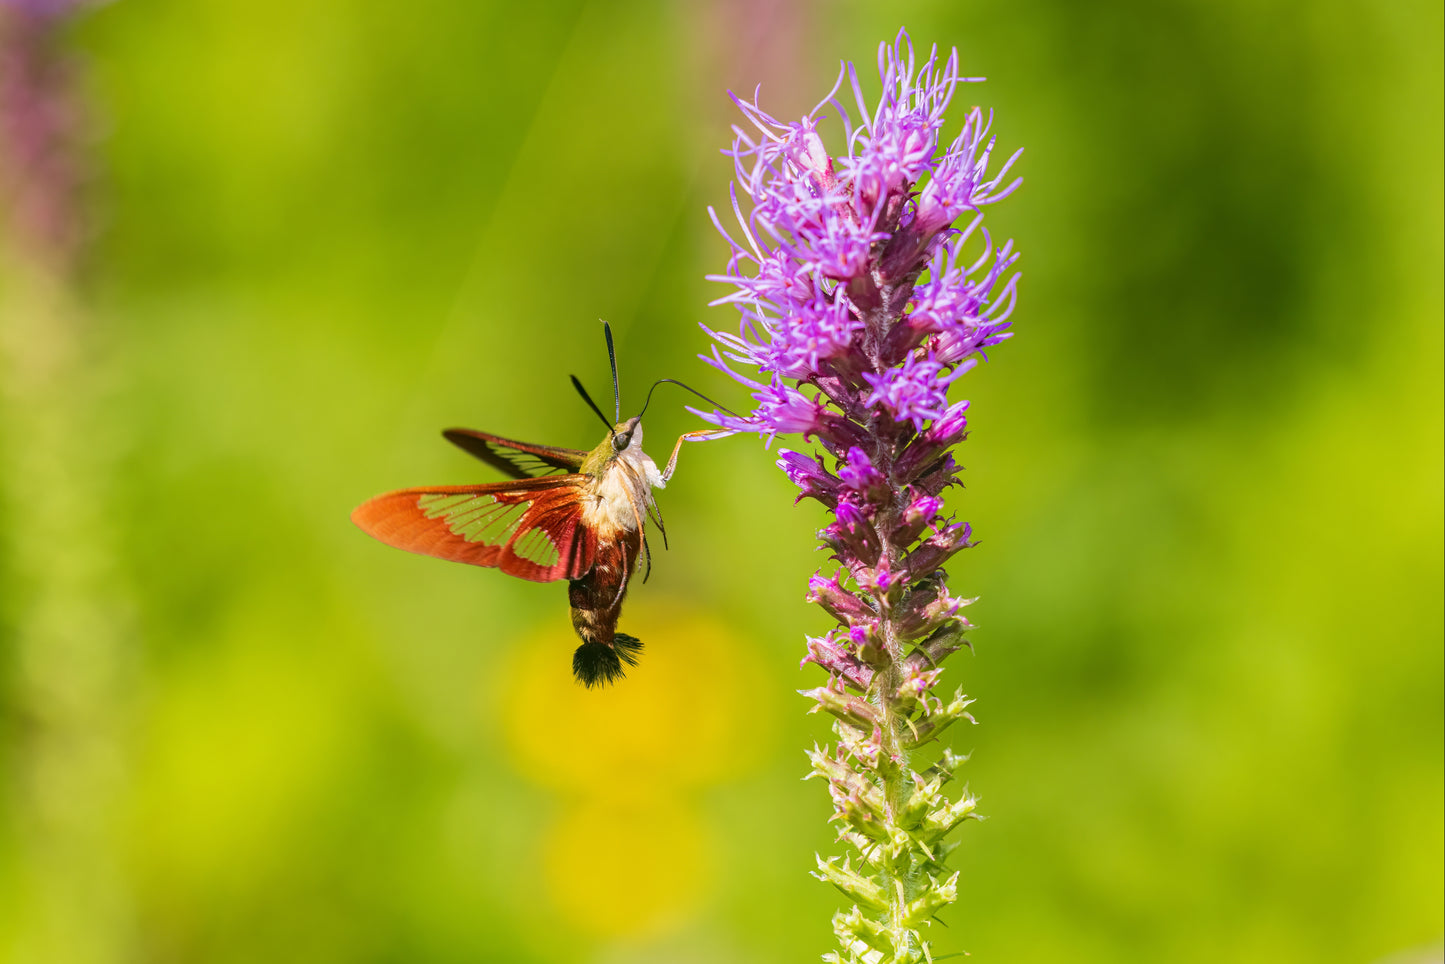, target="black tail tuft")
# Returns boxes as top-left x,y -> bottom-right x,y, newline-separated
572,634 -> 644,688
573,641 -> 622,687
613,633 -> 643,665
